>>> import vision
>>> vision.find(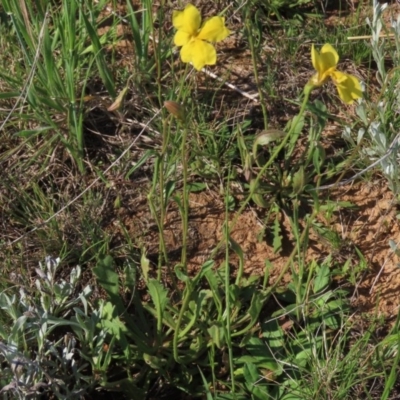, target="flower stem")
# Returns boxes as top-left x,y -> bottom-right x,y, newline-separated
180,121 -> 189,268
246,16 -> 268,129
